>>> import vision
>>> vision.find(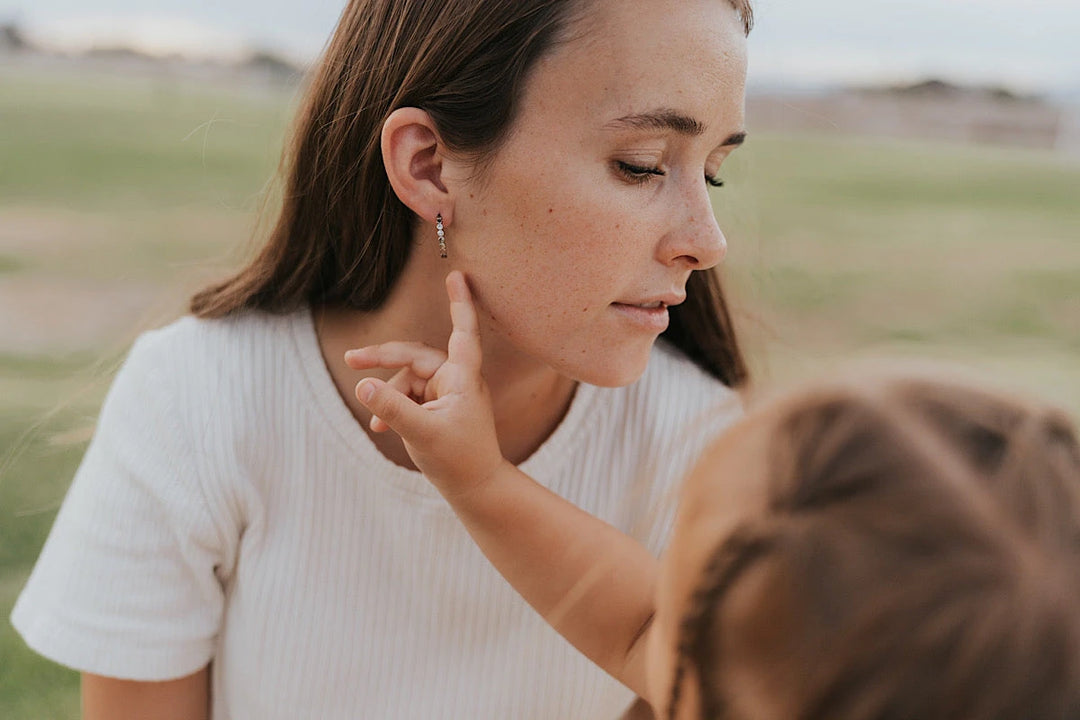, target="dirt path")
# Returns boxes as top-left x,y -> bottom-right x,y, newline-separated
0,208 -> 233,355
